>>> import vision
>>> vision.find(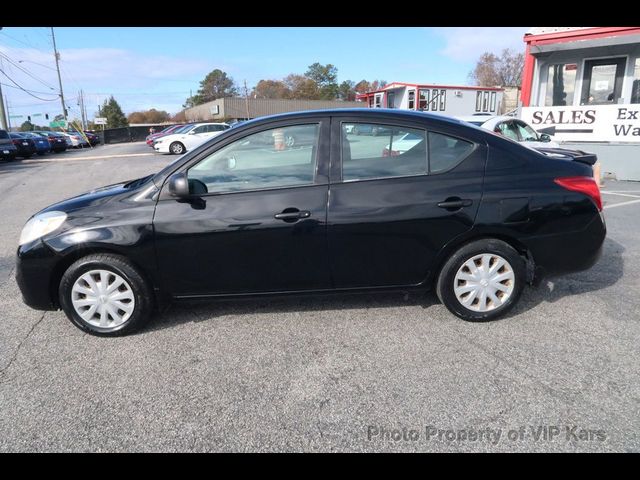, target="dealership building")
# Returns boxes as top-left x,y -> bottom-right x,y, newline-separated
356,82 -> 505,117
519,27 -> 640,180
